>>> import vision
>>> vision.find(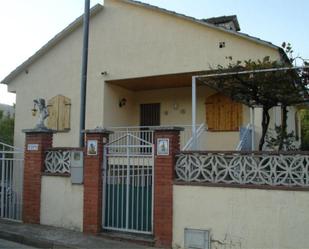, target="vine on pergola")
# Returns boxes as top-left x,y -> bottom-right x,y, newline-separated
199,56 -> 309,151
